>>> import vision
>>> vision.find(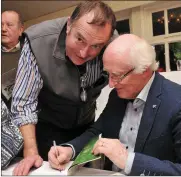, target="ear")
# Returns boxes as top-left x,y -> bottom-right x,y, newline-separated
19,25 -> 24,36
66,17 -> 72,34
142,67 -> 152,78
